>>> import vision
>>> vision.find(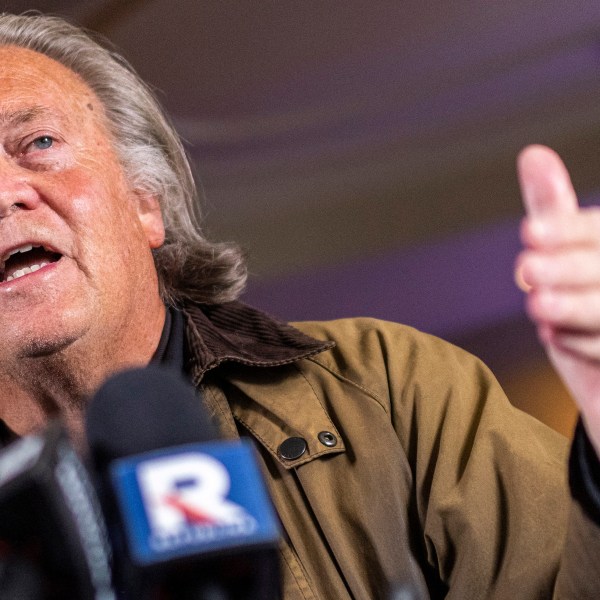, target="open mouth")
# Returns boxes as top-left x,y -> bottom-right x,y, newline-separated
0,245 -> 62,283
